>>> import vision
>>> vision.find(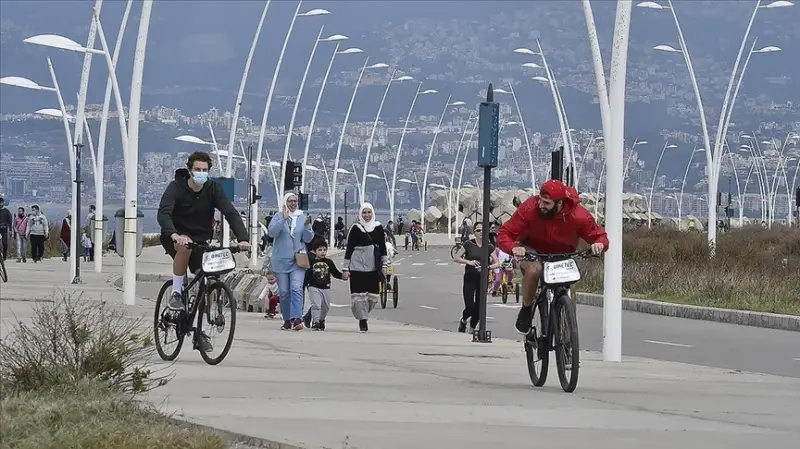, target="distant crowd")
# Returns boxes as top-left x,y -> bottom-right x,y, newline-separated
0,197 -> 99,263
